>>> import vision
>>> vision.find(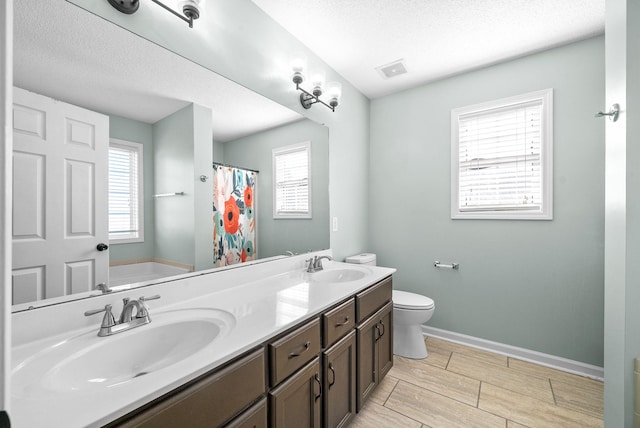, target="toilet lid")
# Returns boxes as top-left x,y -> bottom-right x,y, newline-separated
393,290 -> 434,310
